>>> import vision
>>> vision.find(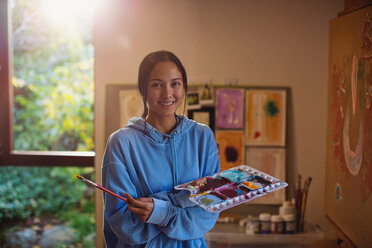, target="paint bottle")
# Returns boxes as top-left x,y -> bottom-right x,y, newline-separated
252,216 -> 260,234
283,214 -> 295,234
245,216 -> 260,234
270,215 -> 283,234
259,213 -> 271,234
279,200 -> 296,216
